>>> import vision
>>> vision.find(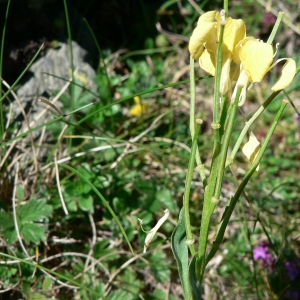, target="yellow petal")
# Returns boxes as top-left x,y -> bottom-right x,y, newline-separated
239,39 -> 273,82
232,37 -> 256,65
199,49 -> 215,75
129,97 -> 148,117
242,132 -> 261,171
223,18 -> 246,53
220,52 -> 232,95
231,69 -> 249,106
134,96 -> 141,104
230,61 -> 241,81
271,58 -> 296,91
189,11 -> 218,59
